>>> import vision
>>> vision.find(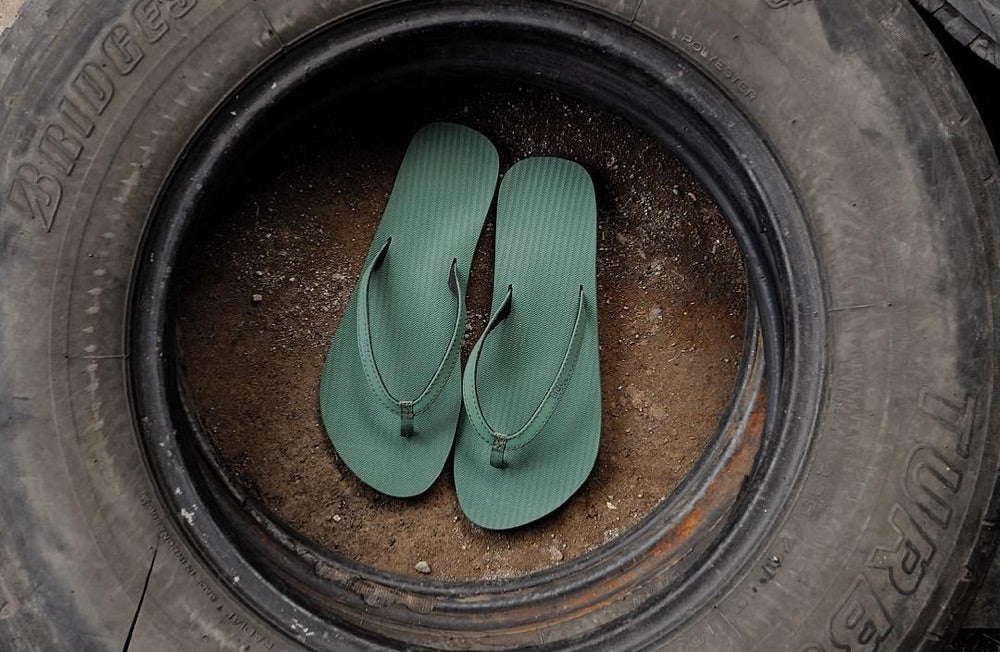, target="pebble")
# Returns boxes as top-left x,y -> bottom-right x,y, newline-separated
546,546 -> 564,562
251,294 -> 264,304
332,514 -> 342,523
415,561 -> 432,575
